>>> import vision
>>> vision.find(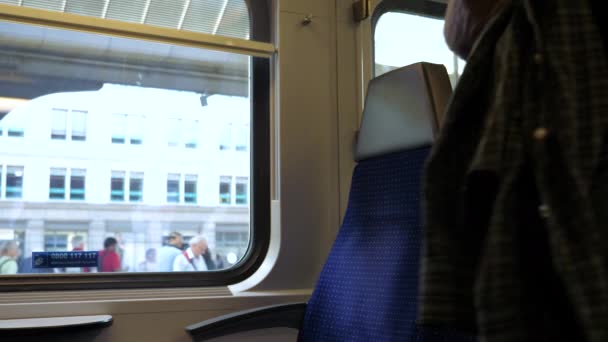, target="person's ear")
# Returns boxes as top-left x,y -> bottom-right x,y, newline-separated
444,0 -> 507,59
